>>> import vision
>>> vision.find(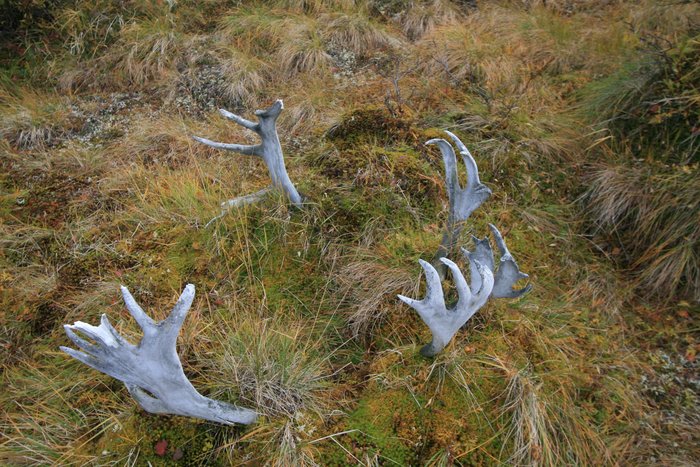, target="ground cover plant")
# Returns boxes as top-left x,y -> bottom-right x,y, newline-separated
1,0 -> 698,465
